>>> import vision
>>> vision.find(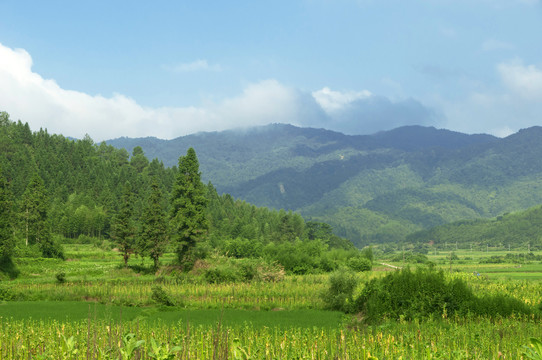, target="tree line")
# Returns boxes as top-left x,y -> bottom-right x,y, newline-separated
0,112 -> 361,276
